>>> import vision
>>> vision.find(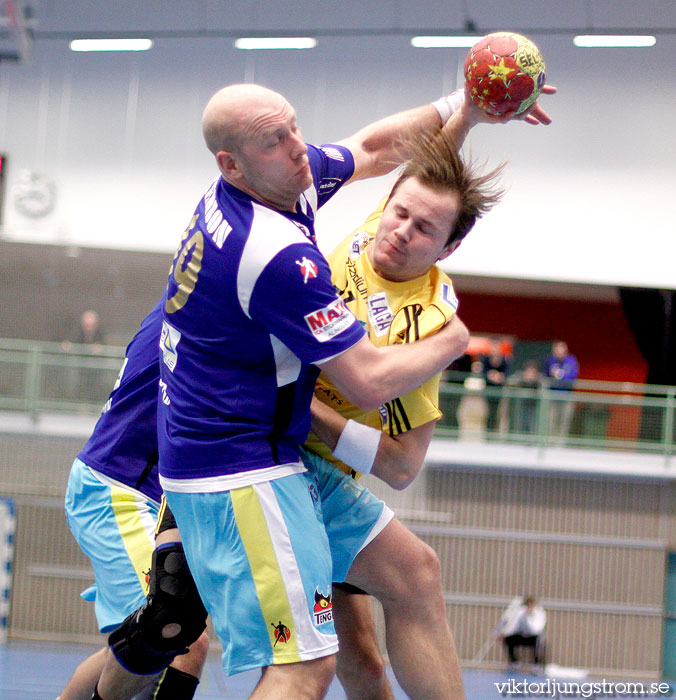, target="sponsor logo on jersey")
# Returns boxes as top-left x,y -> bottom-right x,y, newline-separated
304,297 -> 355,342
307,476 -> 320,504
296,256 -> 319,283
367,292 -> 393,336
440,283 -> 459,311
160,320 -> 181,372
318,177 -> 342,193
316,385 -> 345,407
379,404 -> 389,428
346,259 -> 369,299
271,620 -> 292,646
349,230 -> 371,260
313,588 -> 333,626
320,146 -> 345,162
